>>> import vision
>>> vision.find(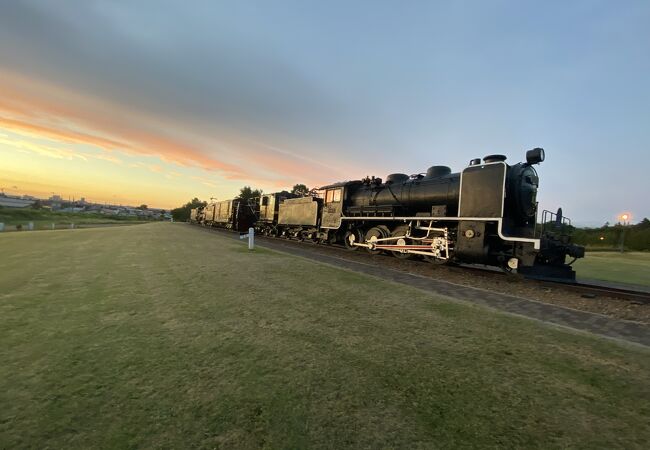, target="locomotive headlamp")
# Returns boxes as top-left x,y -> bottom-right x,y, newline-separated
526,148 -> 545,165
526,147 -> 544,166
